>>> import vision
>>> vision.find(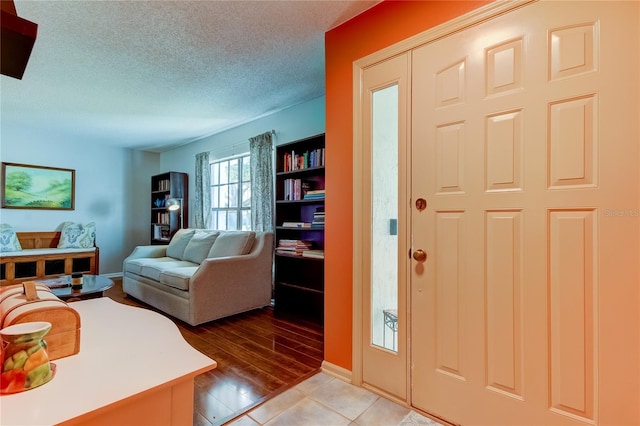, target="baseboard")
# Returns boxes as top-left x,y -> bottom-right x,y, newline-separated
101,272 -> 123,279
321,360 -> 352,384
